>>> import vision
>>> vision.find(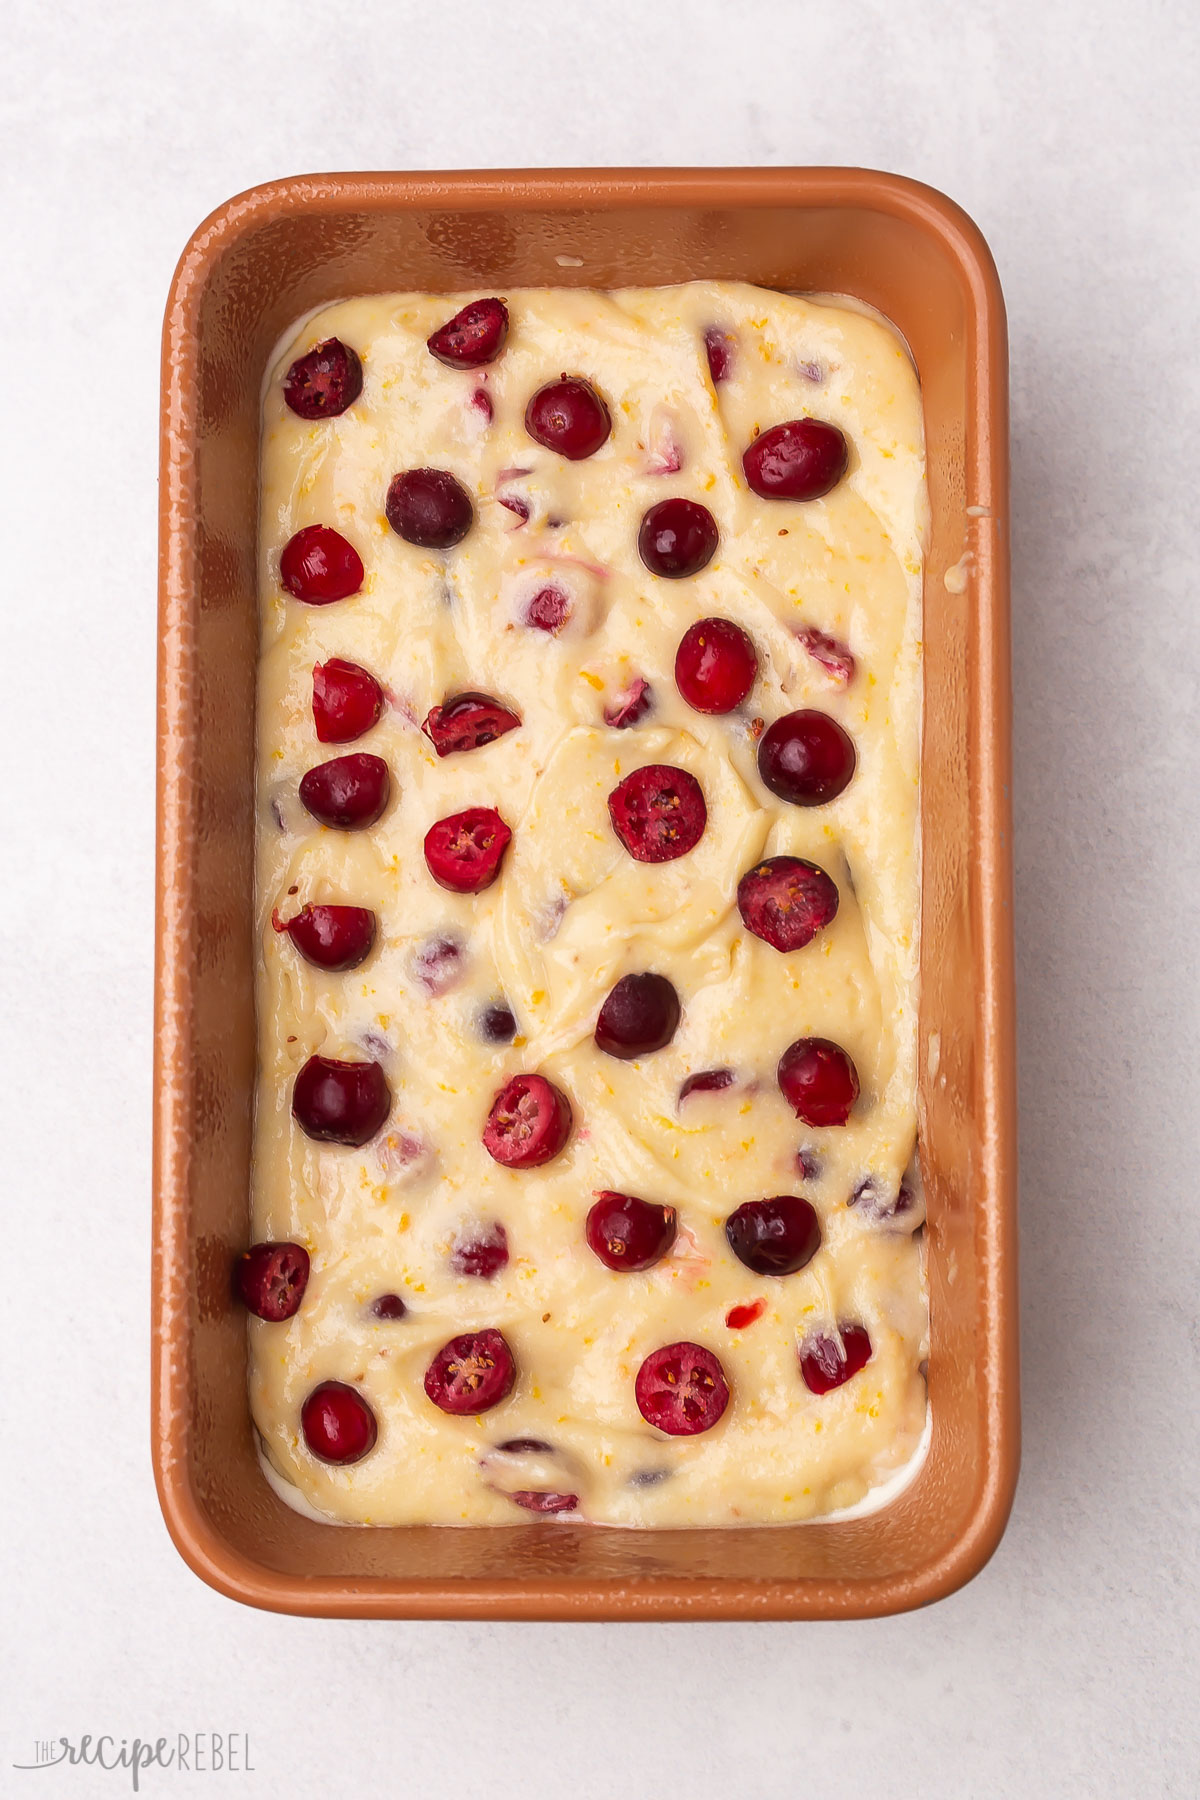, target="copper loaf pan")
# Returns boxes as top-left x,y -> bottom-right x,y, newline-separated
154,167 -> 1016,1619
